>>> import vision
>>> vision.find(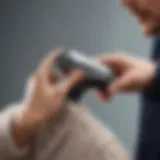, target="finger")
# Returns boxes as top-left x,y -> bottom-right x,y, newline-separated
96,53 -> 125,63
39,48 -> 62,75
38,47 -> 62,84
95,90 -> 111,102
108,72 -> 133,95
58,69 -> 84,94
96,54 -> 129,71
